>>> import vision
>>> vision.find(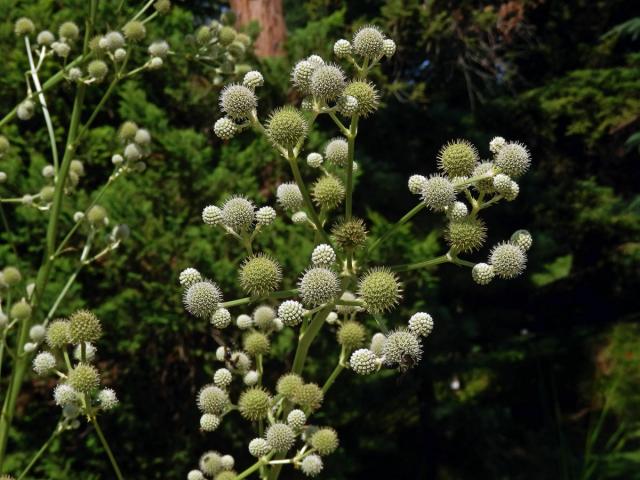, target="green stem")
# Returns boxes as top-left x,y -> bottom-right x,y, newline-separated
292,305 -> 333,376
389,254 -> 450,273
17,427 -> 60,480
219,289 -> 298,308
366,202 -> 426,257
91,416 -> 125,480
236,453 -> 273,480
345,116 -> 359,221
322,362 -> 344,394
